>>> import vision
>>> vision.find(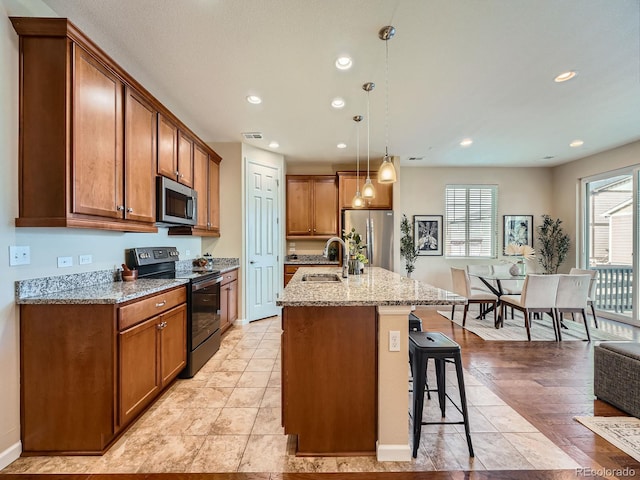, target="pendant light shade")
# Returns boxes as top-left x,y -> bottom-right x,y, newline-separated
351,115 -> 365,208
362,82 -> 376,199
377,25 -> 397,184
